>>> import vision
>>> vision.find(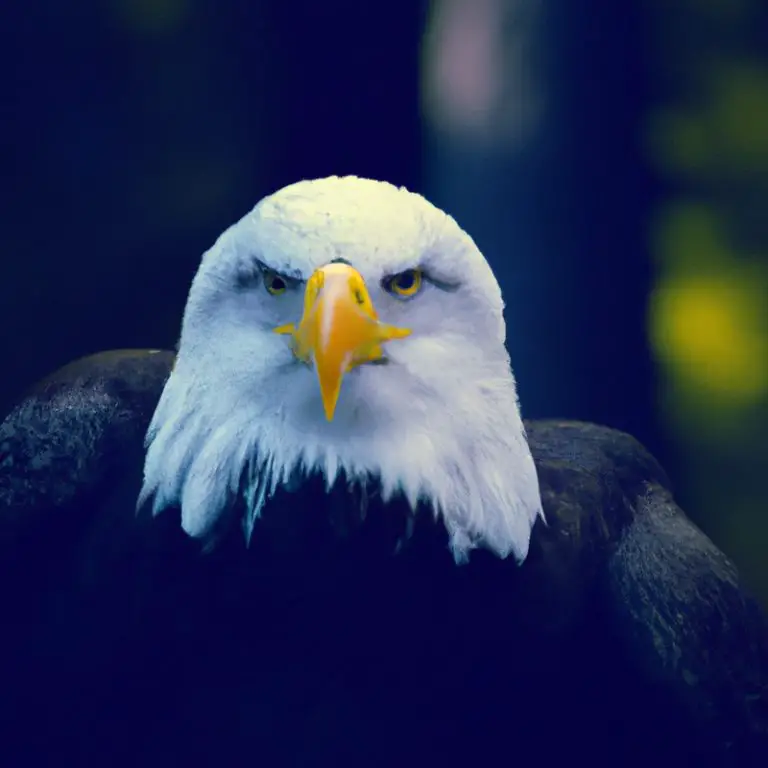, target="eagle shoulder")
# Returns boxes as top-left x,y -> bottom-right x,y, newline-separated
512,419 -> 671,630
0,349 -> 174,544
522,420 -> 768,759
605,483 -> 768,761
